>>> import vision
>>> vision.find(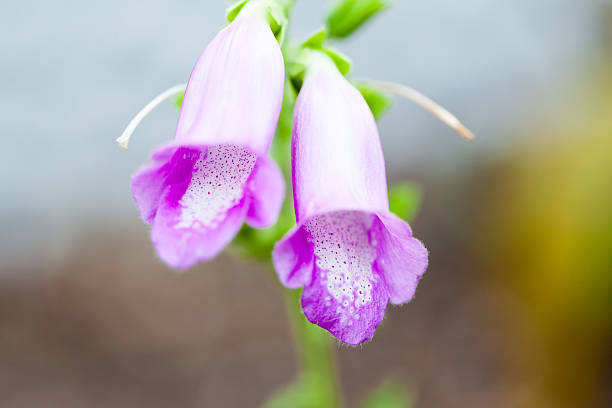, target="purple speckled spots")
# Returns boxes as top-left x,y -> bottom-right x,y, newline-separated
301,211 -> 389,345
